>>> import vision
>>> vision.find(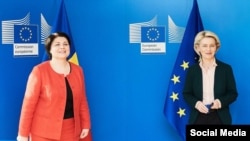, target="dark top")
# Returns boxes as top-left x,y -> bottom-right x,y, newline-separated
64,77 -> 74,119
183,59 -> 238,124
